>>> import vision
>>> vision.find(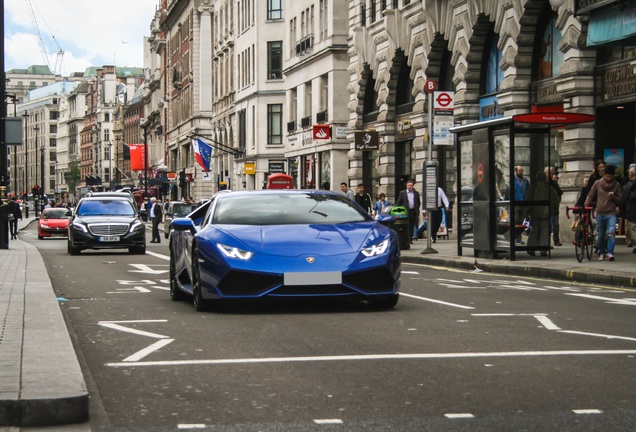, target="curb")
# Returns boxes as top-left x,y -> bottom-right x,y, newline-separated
401,255 -> 636,288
